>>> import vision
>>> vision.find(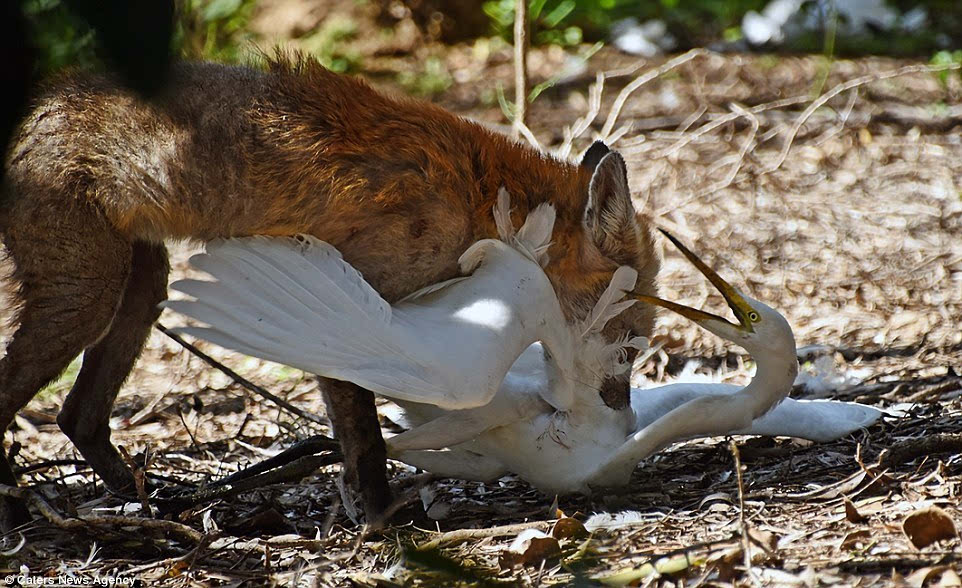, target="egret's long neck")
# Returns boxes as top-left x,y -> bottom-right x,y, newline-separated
740,344 -> 798,419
